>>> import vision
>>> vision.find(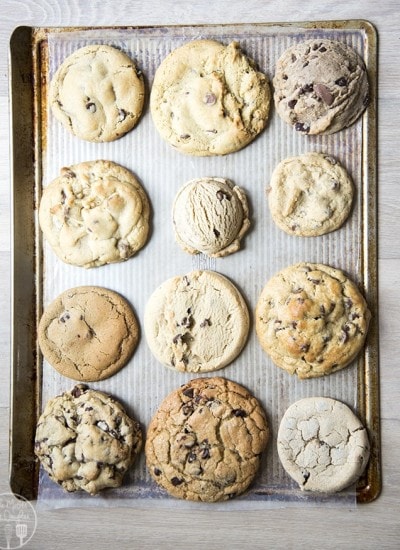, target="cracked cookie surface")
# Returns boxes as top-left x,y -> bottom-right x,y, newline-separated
144,270 -> 249,373
255,263 -> 371,379
172,177 -> 250,257
39,160 -> 150,268
273,38 -> 369,135
49,44 -> 145,142
38,286 -> 139,381
35,384 -> 142,495
277,397 -> 370,493
145,377 -> 269,502
268,152 -> 354,236
150,39 -> 271,156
